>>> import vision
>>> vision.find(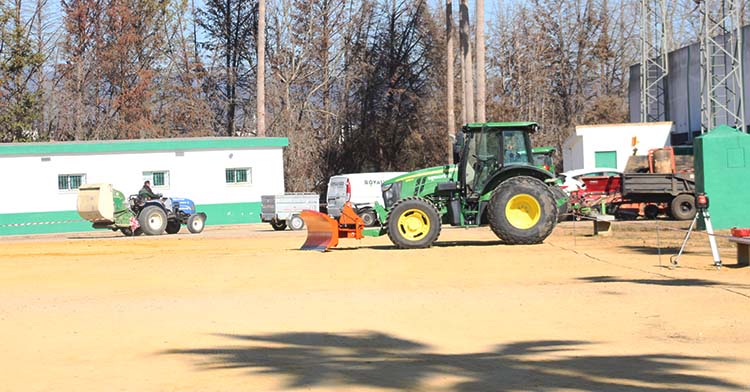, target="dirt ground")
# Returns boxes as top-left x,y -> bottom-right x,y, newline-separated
1,221 -> 749,391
